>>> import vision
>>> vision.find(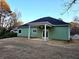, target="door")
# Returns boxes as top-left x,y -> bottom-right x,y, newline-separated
42,30 -> 49,40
